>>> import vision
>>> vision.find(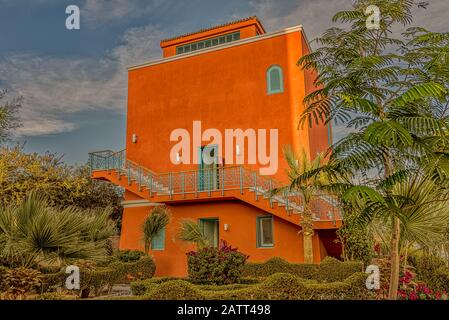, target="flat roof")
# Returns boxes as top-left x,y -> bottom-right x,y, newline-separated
160,16 -> 266,46
128,25 -> 304,71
